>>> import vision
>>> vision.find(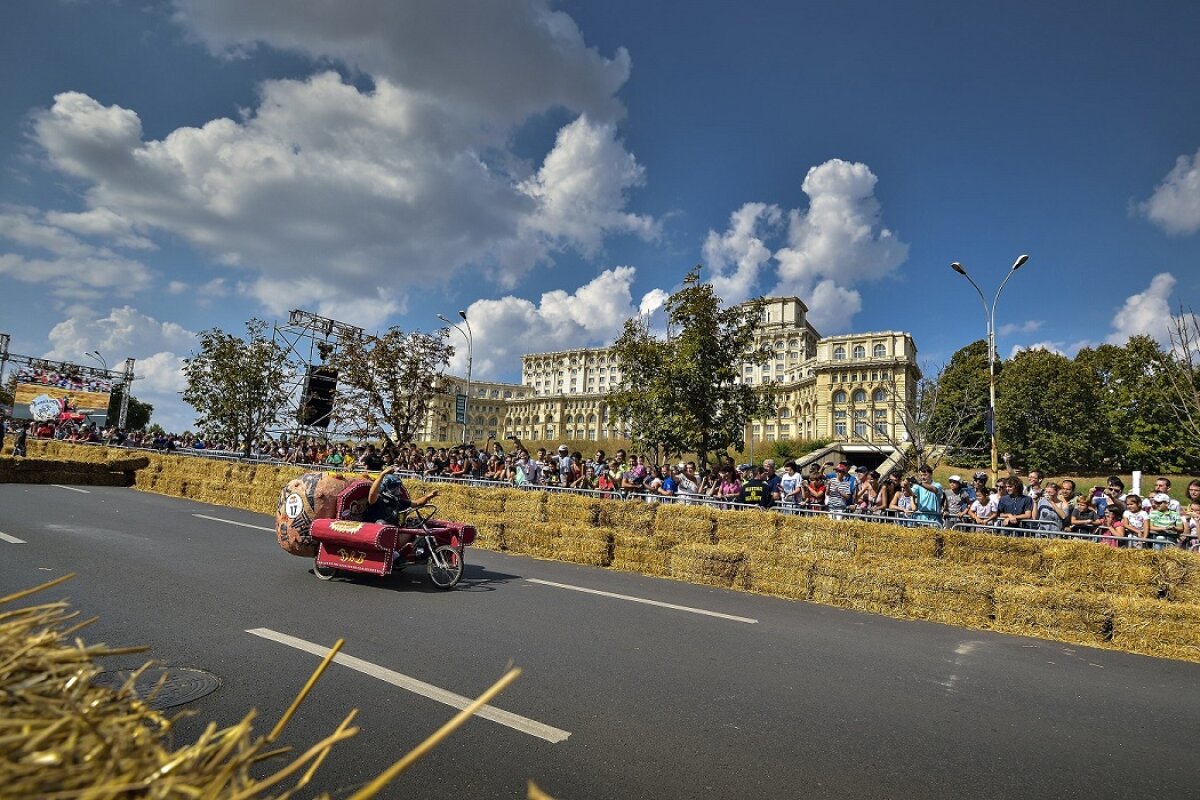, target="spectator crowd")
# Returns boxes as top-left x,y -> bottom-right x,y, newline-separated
3,418 -> 1197,552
